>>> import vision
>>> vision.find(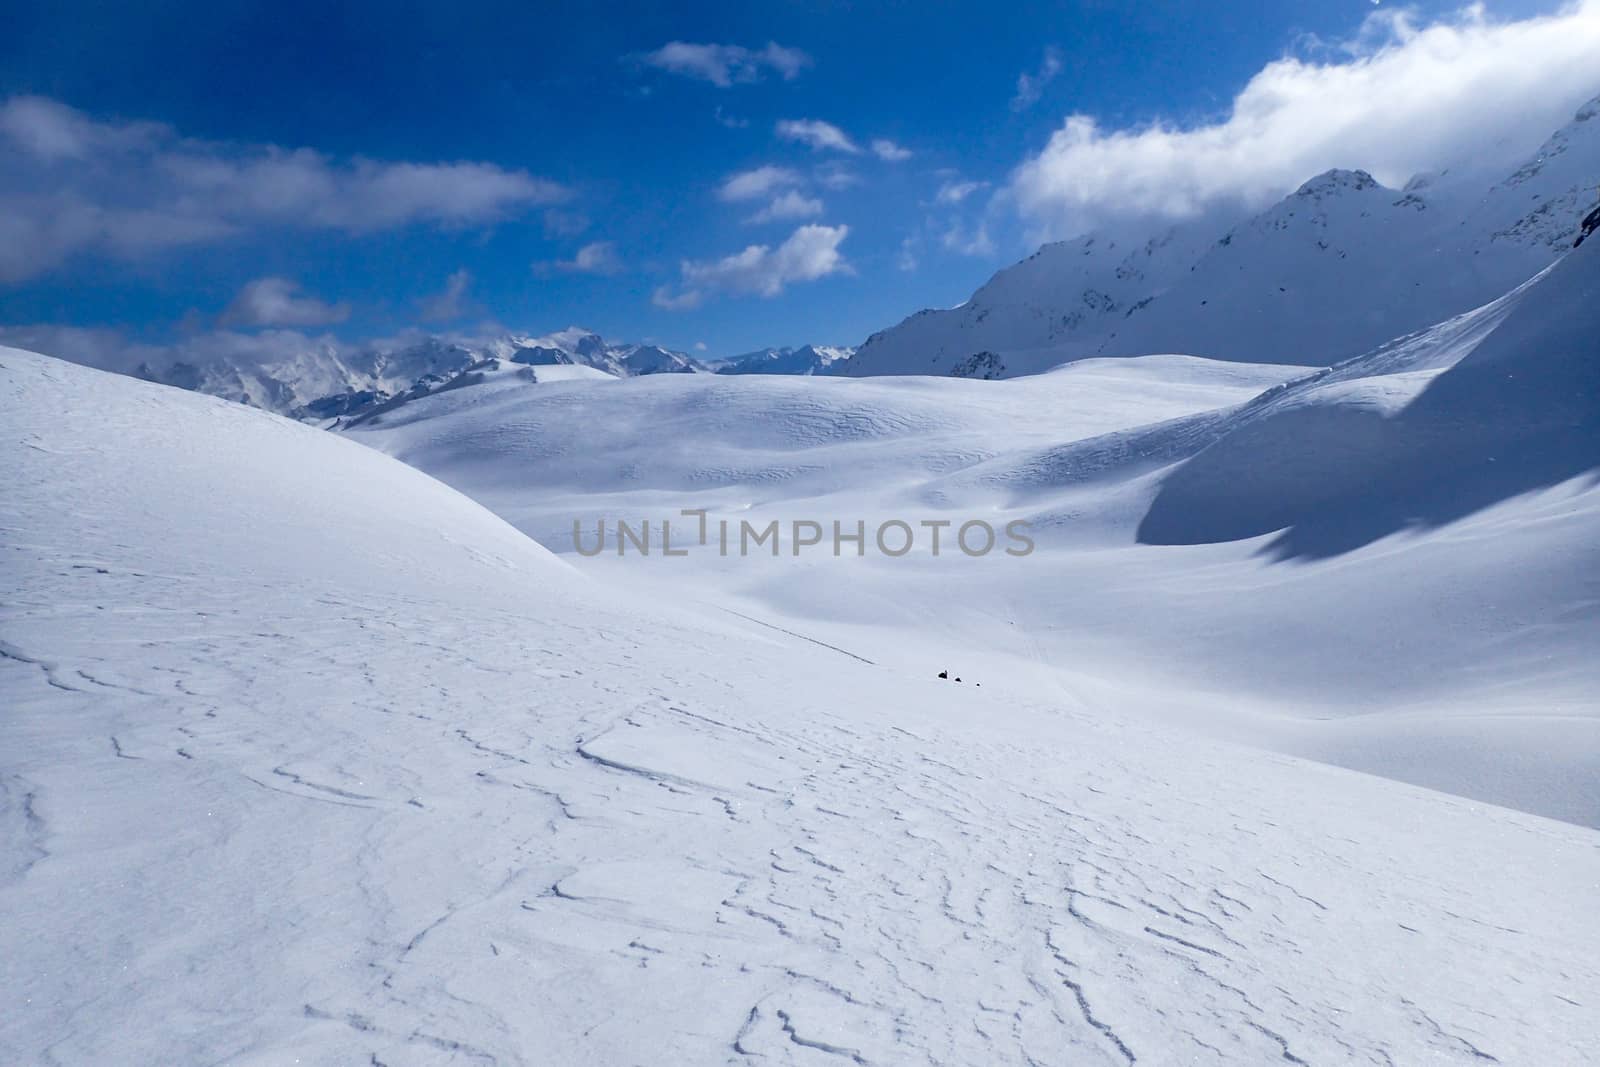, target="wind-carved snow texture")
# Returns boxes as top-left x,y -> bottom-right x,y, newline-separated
3,348 -> 1598,1064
